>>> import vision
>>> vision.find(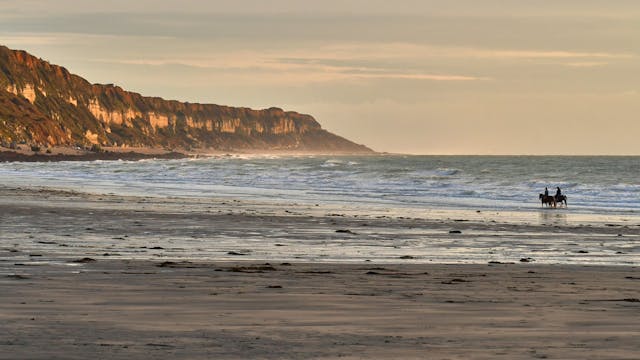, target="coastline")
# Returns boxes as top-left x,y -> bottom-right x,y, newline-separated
0,149 -> 188,162
0,147 -> 379,162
